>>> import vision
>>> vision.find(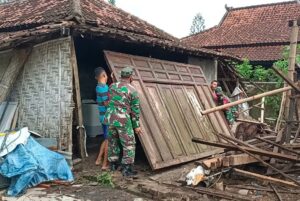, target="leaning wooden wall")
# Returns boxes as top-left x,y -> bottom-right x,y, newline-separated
10,37 -> 74,151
